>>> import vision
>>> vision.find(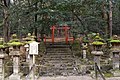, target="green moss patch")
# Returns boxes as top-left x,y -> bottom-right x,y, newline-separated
24,41 -> 34,44
9,39 -> 19,43
7,42 -> 24,46
110,40 -> 120,43
92,41 -> 104,45
0,45 -> 5,48
104,73 -> 113,77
